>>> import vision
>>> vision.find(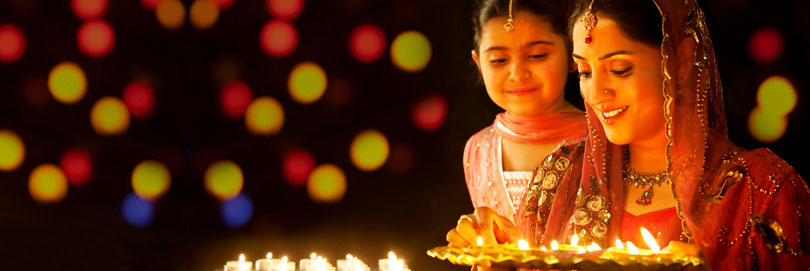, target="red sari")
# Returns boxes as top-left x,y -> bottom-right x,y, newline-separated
560,0 -> 810,270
